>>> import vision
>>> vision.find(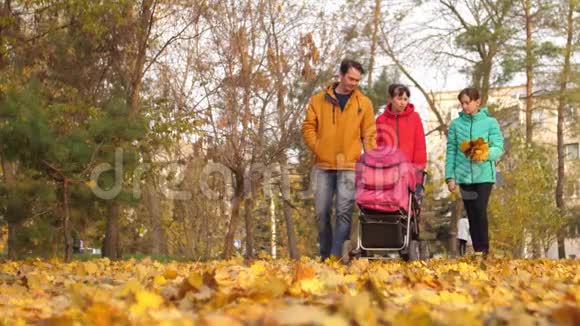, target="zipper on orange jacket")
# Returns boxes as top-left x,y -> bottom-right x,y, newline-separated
332,104 -> 336,124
